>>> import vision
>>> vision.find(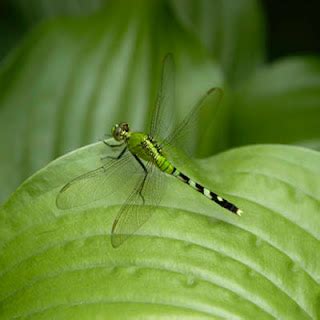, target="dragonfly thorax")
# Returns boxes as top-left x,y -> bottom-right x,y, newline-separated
112,122 -> 130,141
